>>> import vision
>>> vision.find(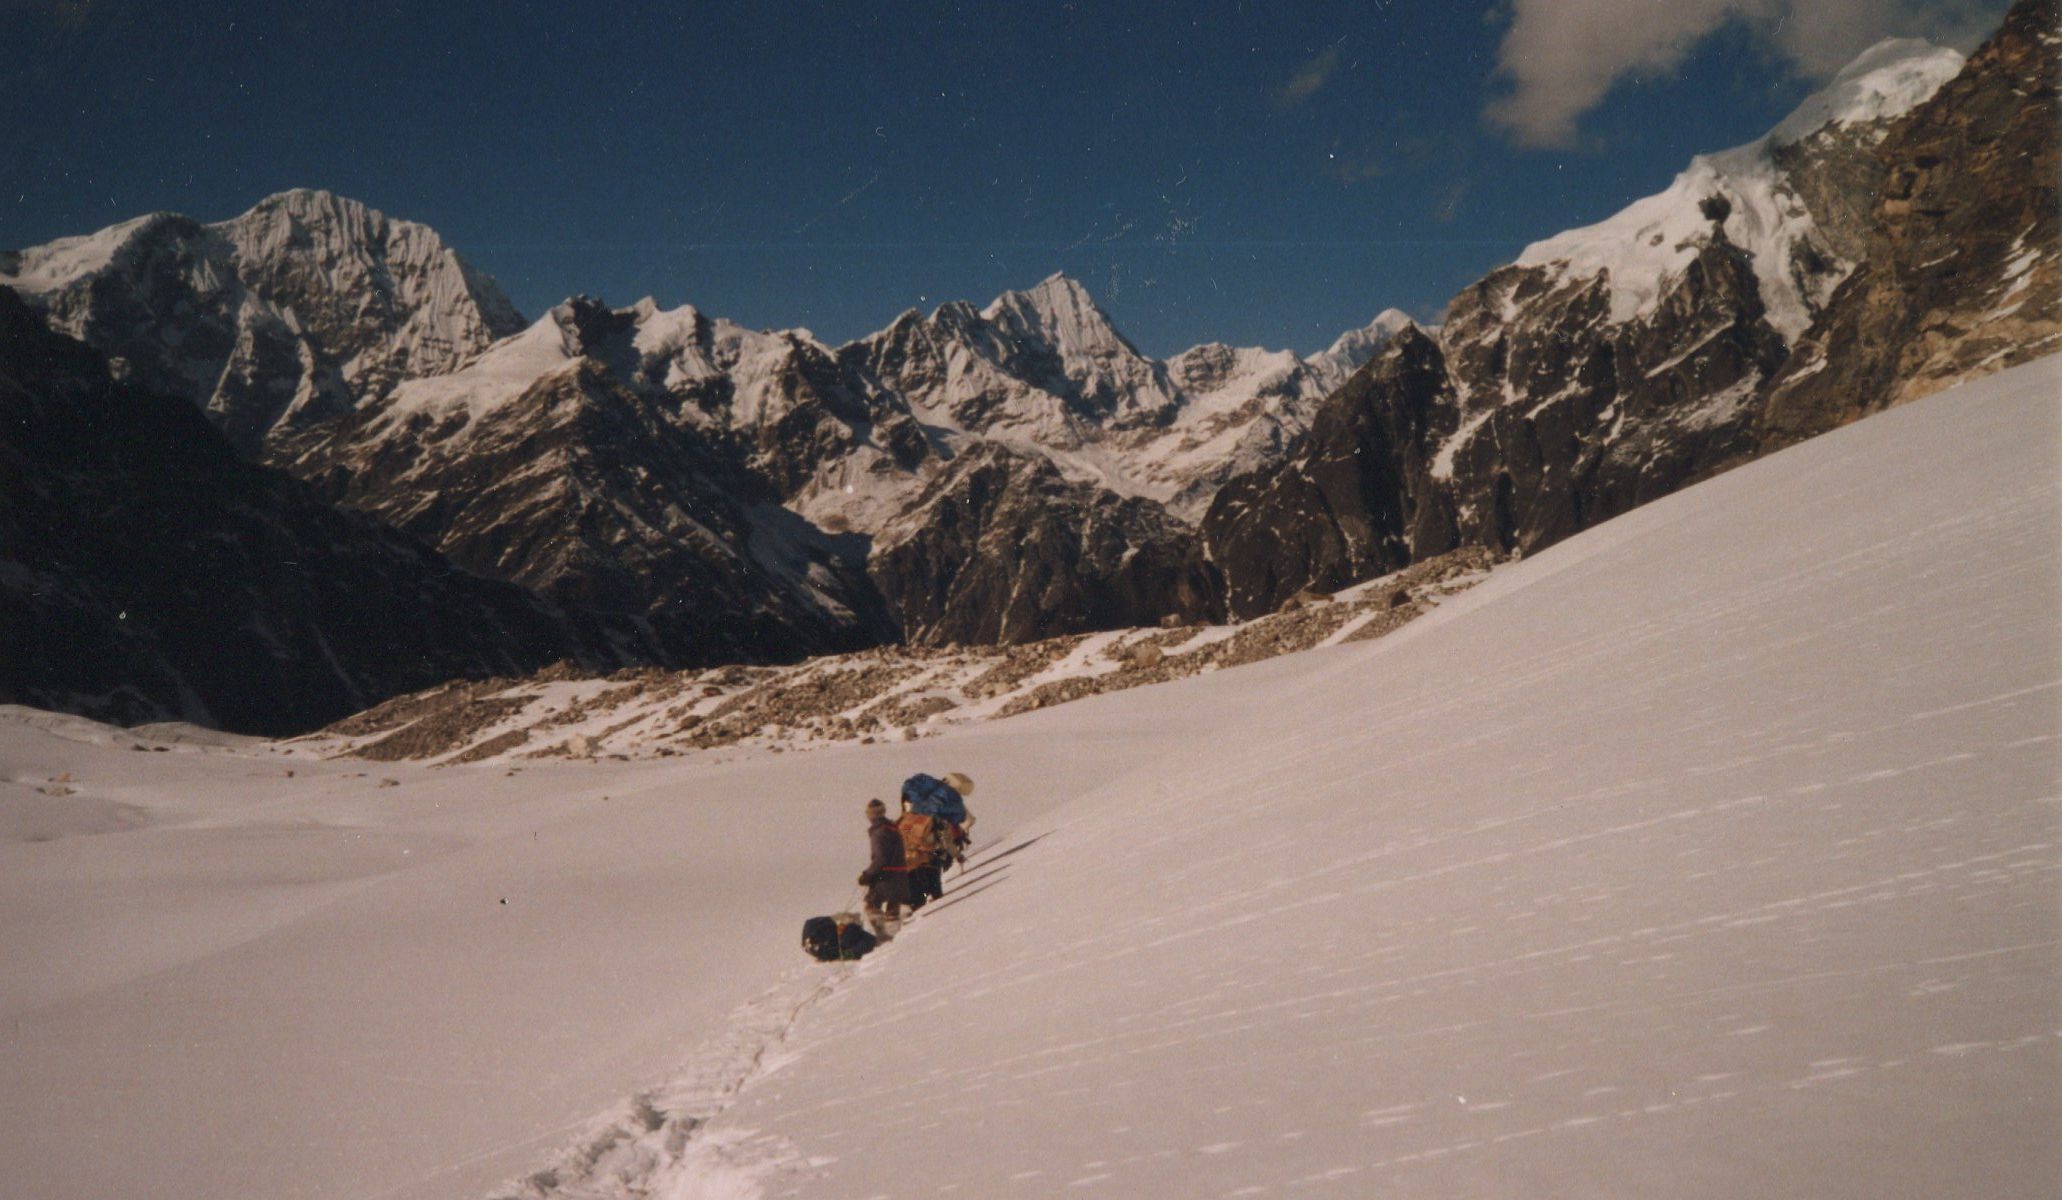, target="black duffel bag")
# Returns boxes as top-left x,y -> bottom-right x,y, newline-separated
801,914 -> 878,962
